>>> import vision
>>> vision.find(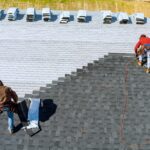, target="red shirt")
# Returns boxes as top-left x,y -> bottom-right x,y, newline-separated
134,37 -> 150,53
